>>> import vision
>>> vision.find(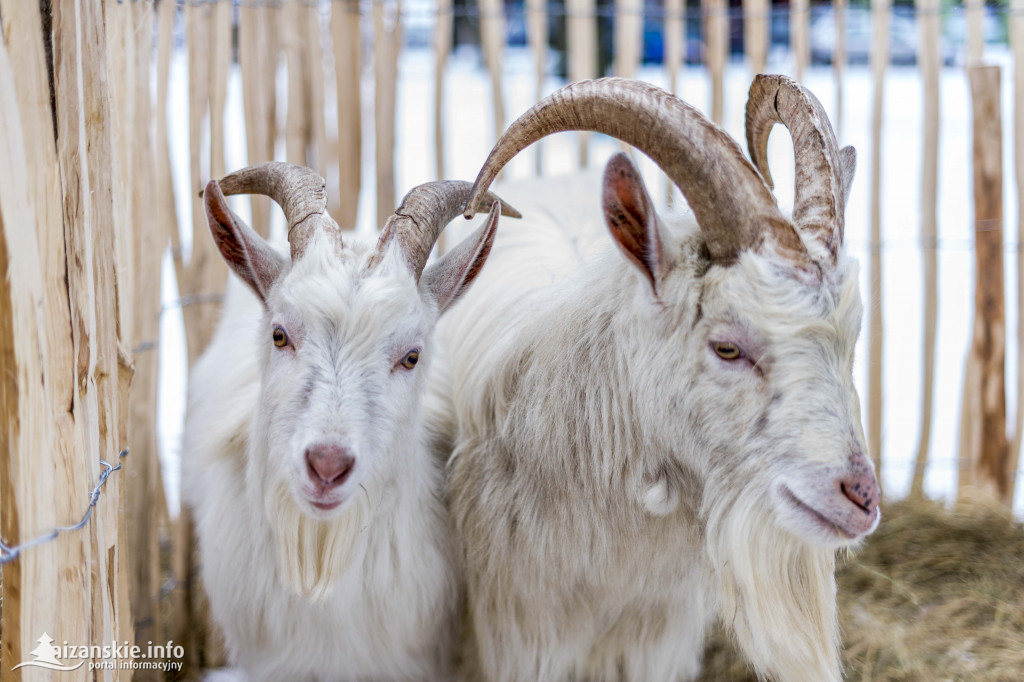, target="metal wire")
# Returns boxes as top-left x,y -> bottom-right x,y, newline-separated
0,448 -> 130,565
